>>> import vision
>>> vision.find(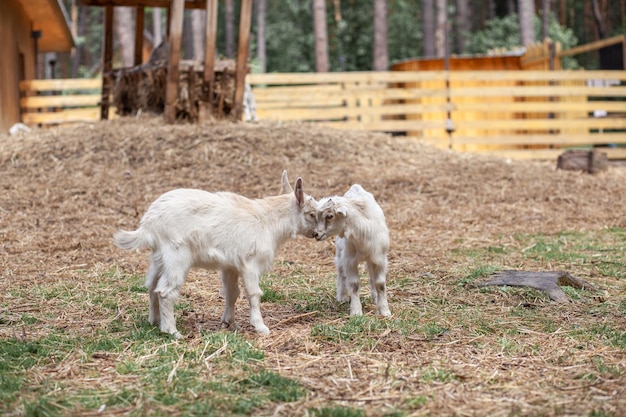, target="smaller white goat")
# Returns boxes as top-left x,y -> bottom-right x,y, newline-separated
314,184 -> 391,317
114,172 -> 318,338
